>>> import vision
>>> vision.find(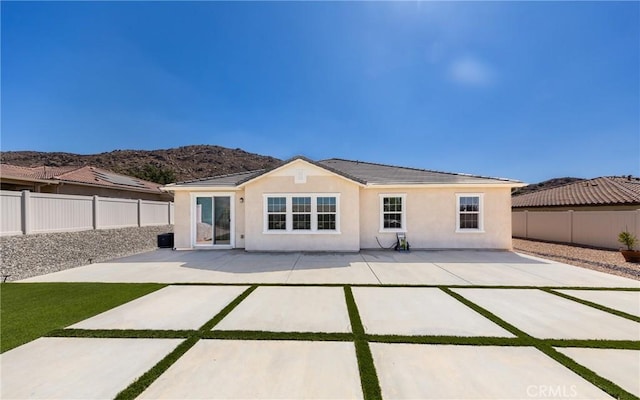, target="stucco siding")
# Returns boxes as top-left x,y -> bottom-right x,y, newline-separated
243,169 -> 360,251
173,191 -> 191,249
359,187 -> 513,250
